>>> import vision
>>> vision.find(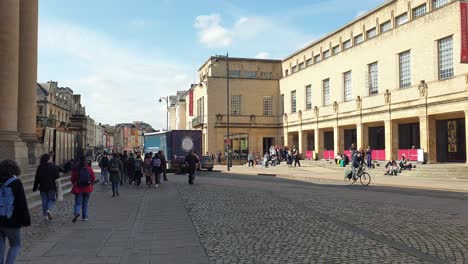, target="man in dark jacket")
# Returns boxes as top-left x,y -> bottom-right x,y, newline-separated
158,150 -> 168,181
0,160 -> 31,264
33,154 -> 60,221
185,151 -> 200,185
126,153 -> 136,184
